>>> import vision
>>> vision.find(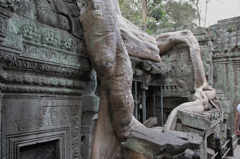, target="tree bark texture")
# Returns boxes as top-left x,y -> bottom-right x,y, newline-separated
142,0 -> 147,30
117,15 -> 160,62
77,0 -> 158,158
